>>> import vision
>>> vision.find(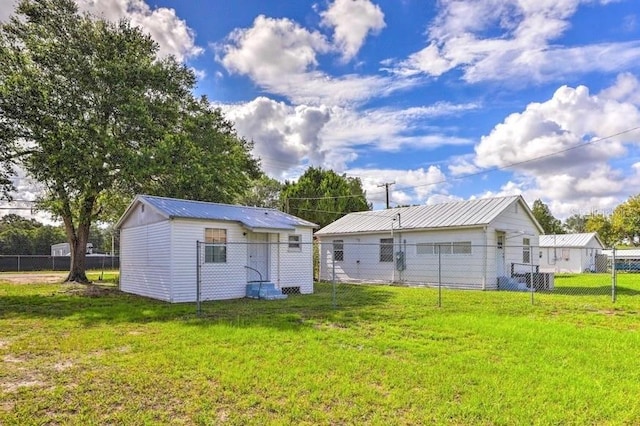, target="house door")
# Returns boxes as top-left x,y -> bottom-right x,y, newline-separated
248,233 -> 269,282
496,232 -> 506,277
